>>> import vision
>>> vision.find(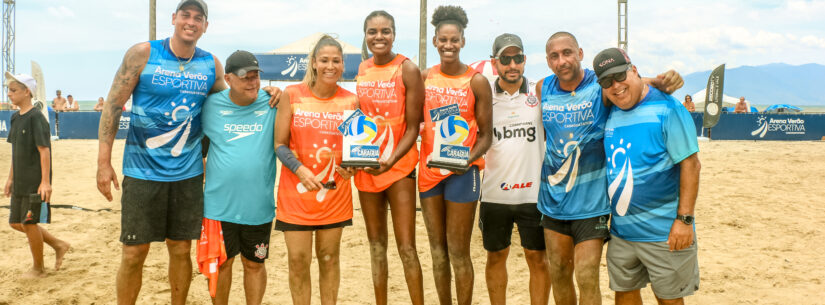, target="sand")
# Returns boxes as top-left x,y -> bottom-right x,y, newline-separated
0,140 -> 824,304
